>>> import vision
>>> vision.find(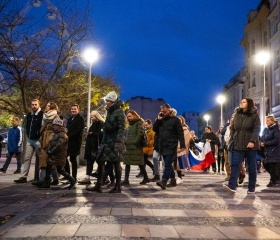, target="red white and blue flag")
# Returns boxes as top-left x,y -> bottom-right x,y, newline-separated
188,142 -> 215,170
